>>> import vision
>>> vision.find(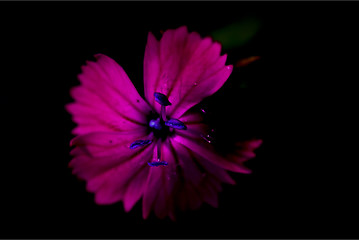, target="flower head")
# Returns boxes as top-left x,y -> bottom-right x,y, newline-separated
66,26 -> 262,220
